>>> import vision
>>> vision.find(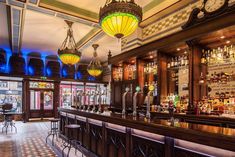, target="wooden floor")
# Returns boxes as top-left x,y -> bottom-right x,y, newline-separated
0,121 -> 84,157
